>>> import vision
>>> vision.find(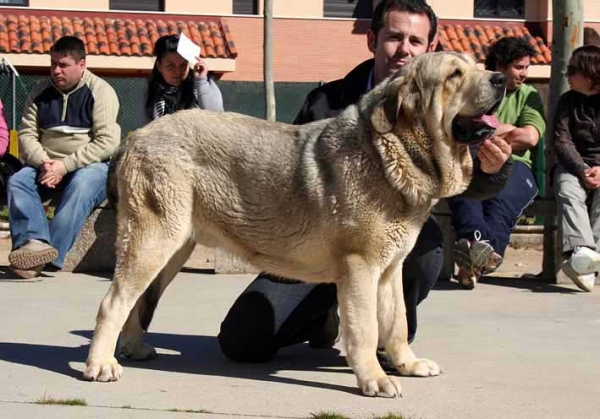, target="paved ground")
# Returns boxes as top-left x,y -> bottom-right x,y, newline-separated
1,239 -> 599,419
